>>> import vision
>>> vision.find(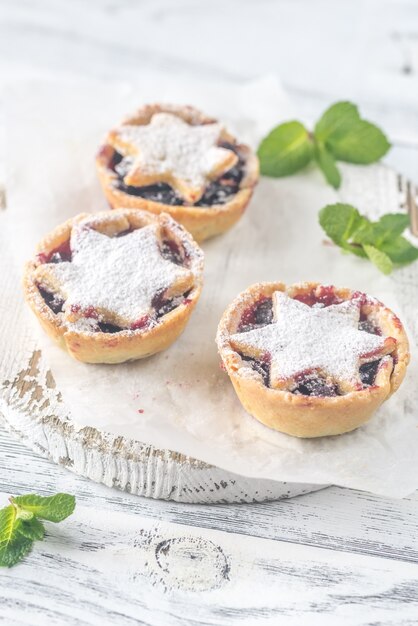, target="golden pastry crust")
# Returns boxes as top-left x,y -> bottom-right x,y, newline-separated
23,209 -> 204,364
96,104 -> 259,242
216,282 -> 410,438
